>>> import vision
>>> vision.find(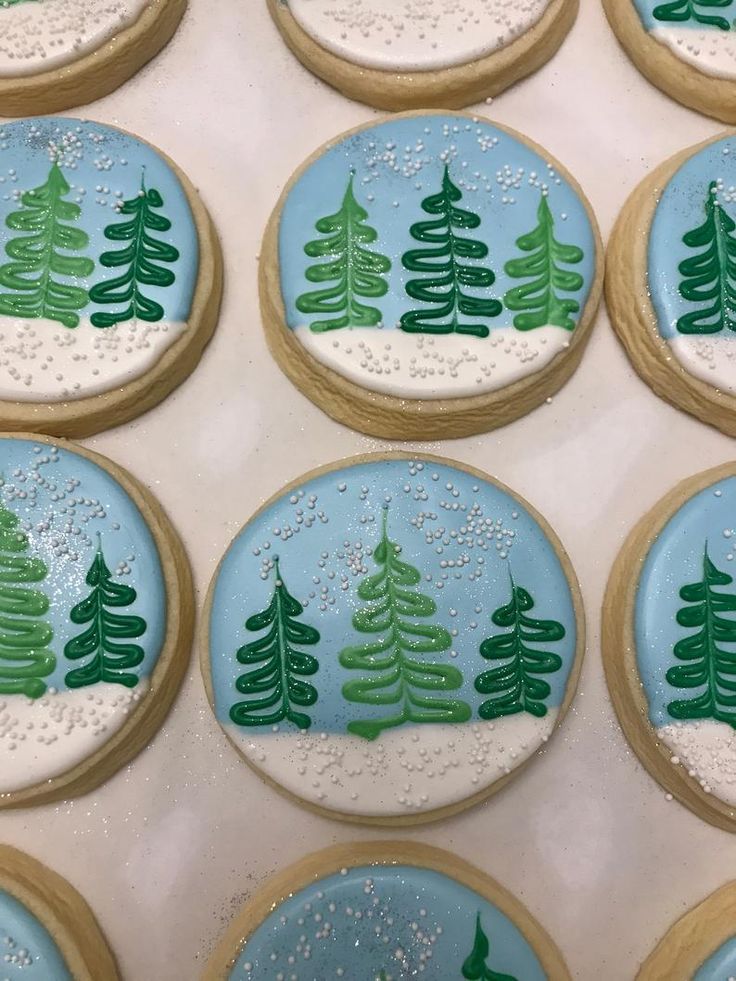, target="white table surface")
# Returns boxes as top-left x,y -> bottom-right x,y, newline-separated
3,1 -> 733,978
